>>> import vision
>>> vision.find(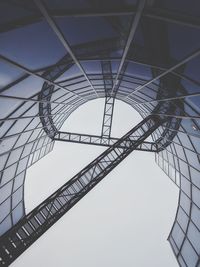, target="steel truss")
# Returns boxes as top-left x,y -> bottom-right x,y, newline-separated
54,131 -> 158,152
100,61 -> 115,144
0,115 -> 163,266
38,37 -> 124,138
100,61 -> 129,145
100,0 -> 145,144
